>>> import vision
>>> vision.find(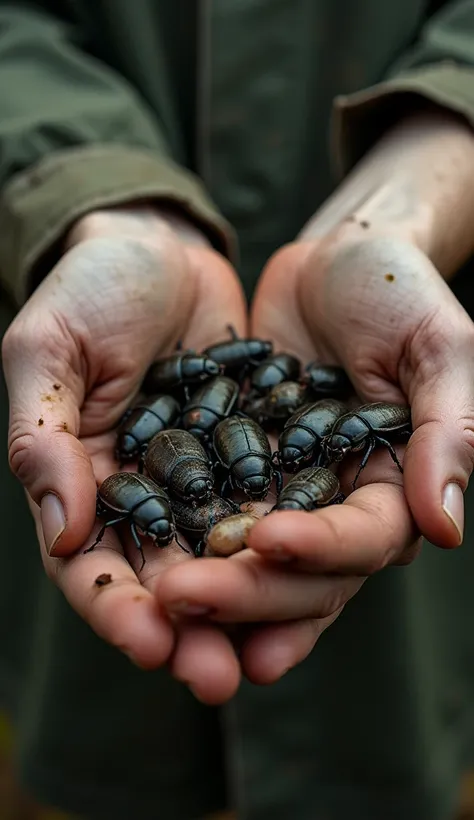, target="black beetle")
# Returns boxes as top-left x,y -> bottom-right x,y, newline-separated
322,402 -> 412,488
83,473 -> 184,570
275,399 -> 347,474
144,429 -> 215,506
250,353 -> 301,395
181,376 -> 240,442
303,363 -> 353,400
203,325 -> 273,381
246,381 -> 306,429
116,394 -> 181,466
273,467 -> 344,512
142,352 -> 221,397
170,494 -> 240,557
213,416 -> 282,500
